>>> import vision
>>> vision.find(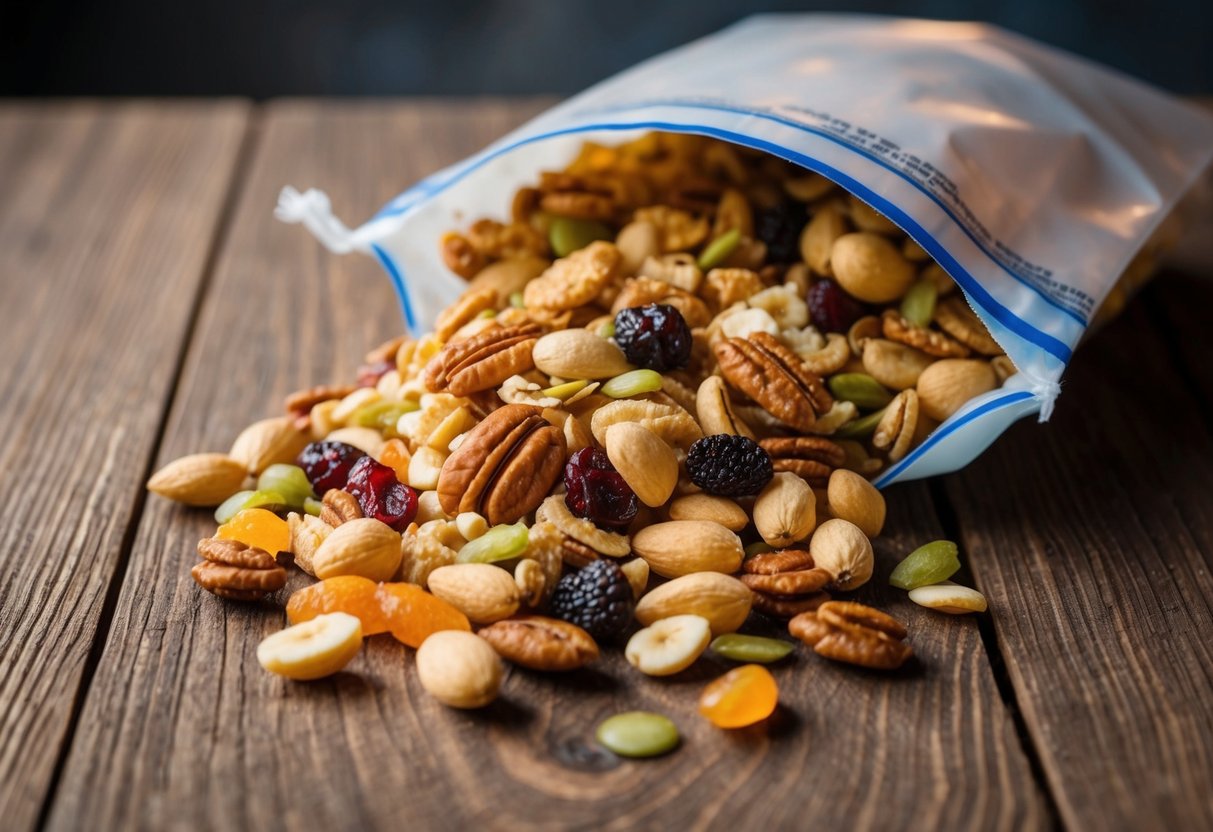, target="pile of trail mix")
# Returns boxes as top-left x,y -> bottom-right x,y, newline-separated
148,132 -> 1015,757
